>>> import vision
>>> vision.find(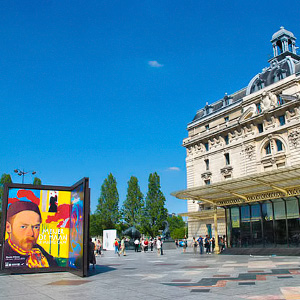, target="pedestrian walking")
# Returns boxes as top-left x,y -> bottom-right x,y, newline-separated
150,238 -> 154,251
211,237 -> 215,253
89,238 -> 96,269
192,237 -> 198,255
114,238 -> 120,256
134,238 -> 140,252
197,235 -> 203,254
119,237 -> 126,256
156,237 -> 162,256
204,235 -> 211,254
96,239 -> 102,256
182,236 -> 187,253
